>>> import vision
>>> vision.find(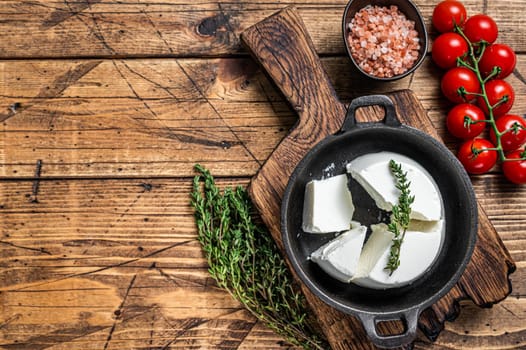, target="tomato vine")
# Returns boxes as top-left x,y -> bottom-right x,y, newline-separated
432,0 -> 526,184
